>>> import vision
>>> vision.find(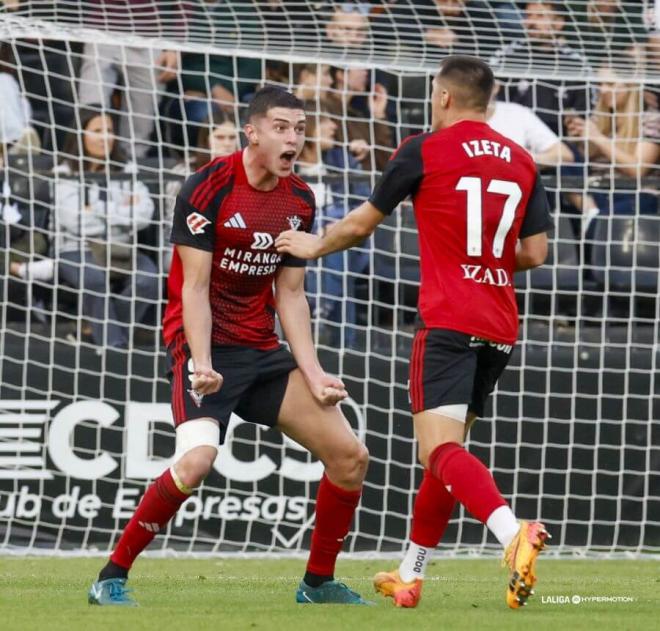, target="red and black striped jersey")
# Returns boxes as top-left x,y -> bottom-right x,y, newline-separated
163,149 -> 315,349
370,121 -> 553,345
